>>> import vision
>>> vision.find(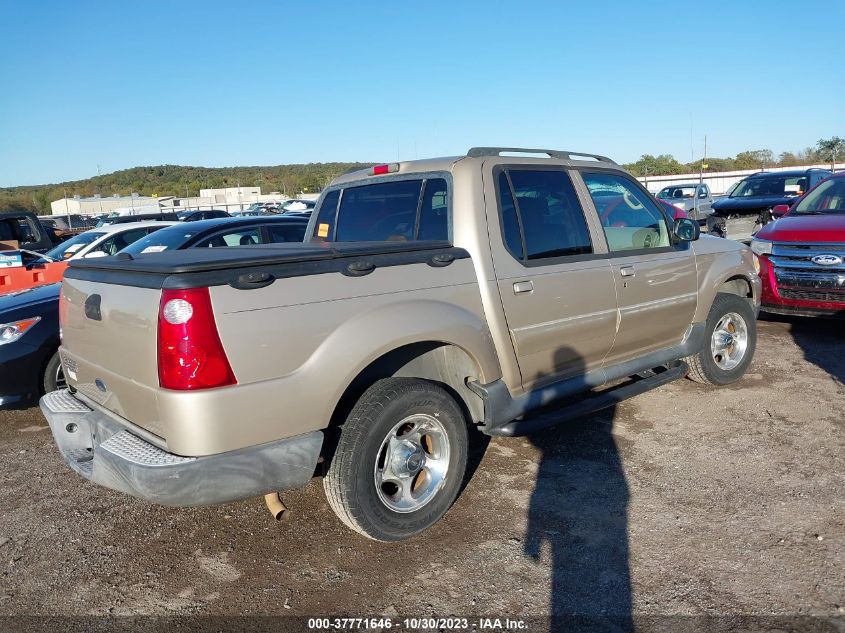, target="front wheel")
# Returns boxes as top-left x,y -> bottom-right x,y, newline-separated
685,293 -> 757,385
323,378 -> 469,541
